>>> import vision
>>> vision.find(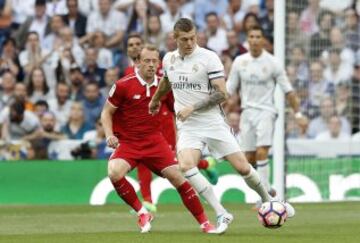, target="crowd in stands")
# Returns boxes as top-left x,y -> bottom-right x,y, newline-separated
0,0 -> 359,160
